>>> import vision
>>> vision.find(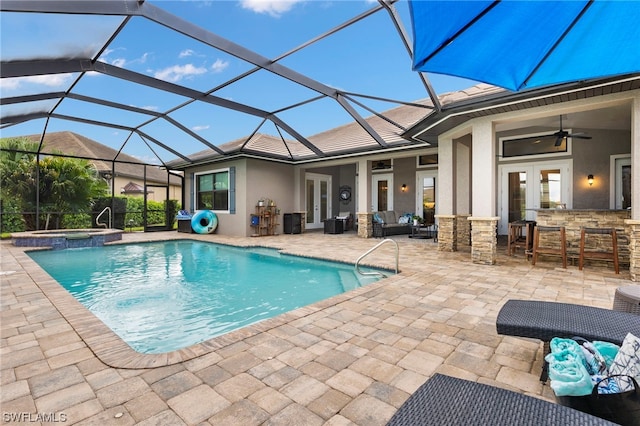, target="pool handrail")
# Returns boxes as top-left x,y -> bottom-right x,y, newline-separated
355,238 -> 398,276
96,206 -> 111,229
